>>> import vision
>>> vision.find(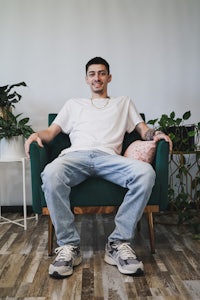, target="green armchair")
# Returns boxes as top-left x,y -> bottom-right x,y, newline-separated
29,113 -> 169,255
